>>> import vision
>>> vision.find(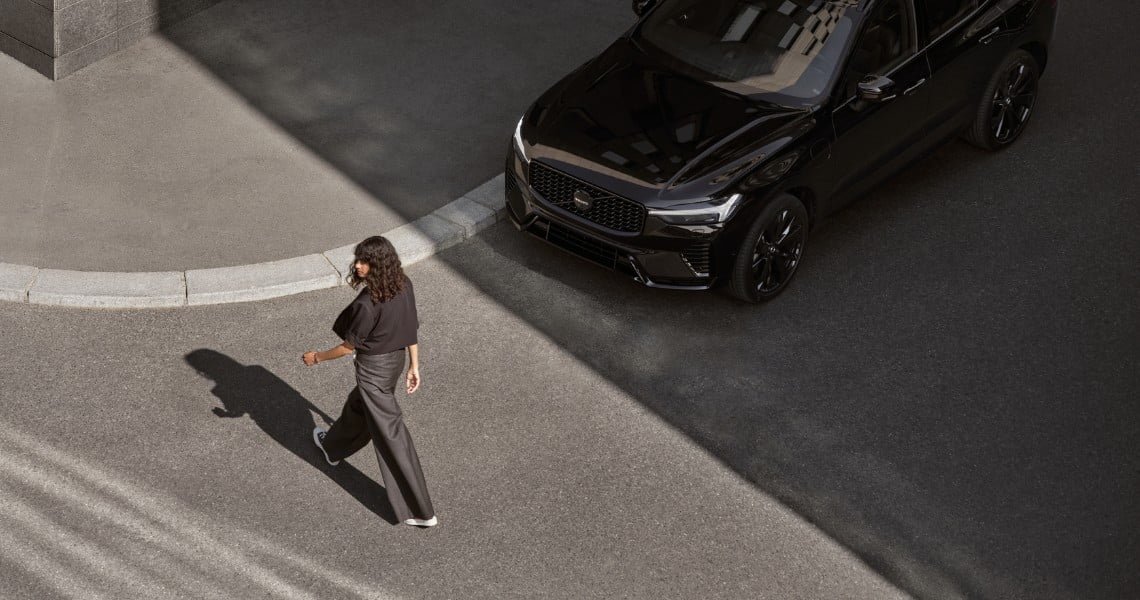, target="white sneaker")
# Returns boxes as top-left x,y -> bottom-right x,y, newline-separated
312,427 -> 340,466
403,516 -> 438,527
